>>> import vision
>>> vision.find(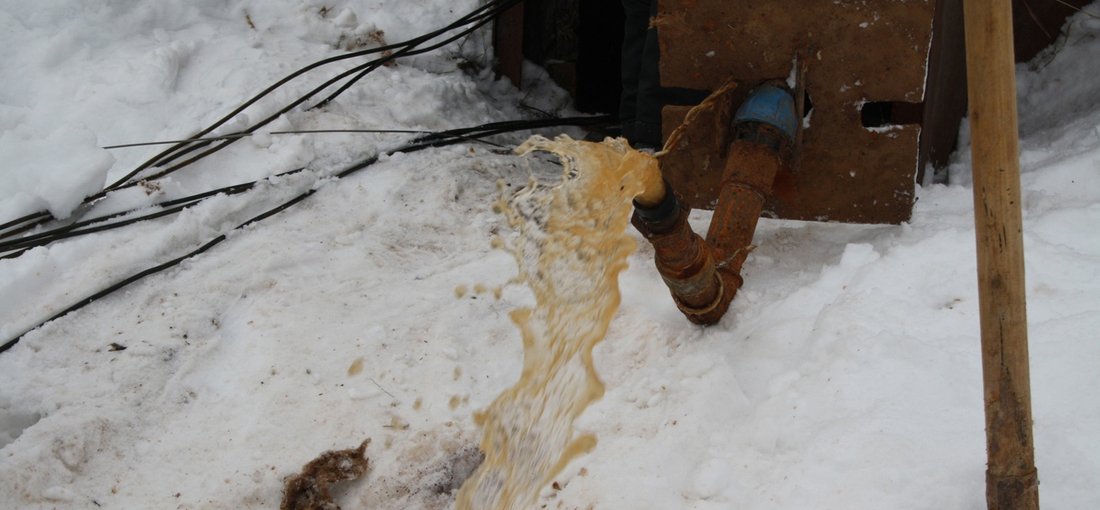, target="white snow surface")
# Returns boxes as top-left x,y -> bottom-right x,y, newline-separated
2,1 -> 1098,509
